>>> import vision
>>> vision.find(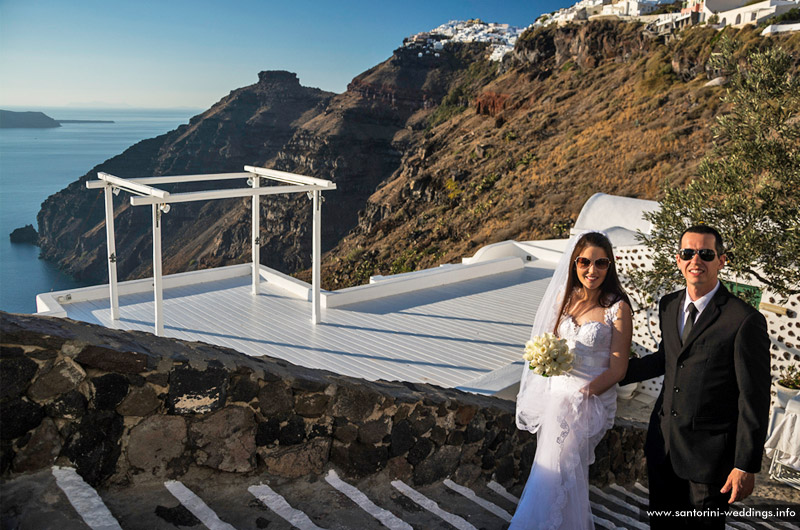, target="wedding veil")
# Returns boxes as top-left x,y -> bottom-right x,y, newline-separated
515,230 -> 603,433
